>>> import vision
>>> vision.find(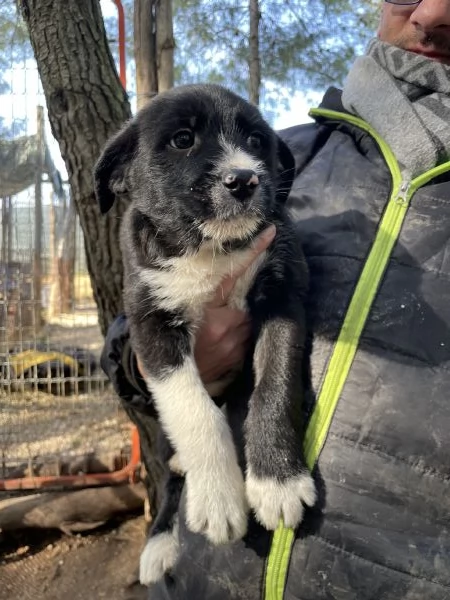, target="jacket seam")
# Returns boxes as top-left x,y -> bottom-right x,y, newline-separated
392,260 -> 450,284
306,536 -> 450,590
410,193 -> 450,205
360,337 -> 436,367
295,182 -> 389,194
307,254 -> 450,281
328,432 -> 450,482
